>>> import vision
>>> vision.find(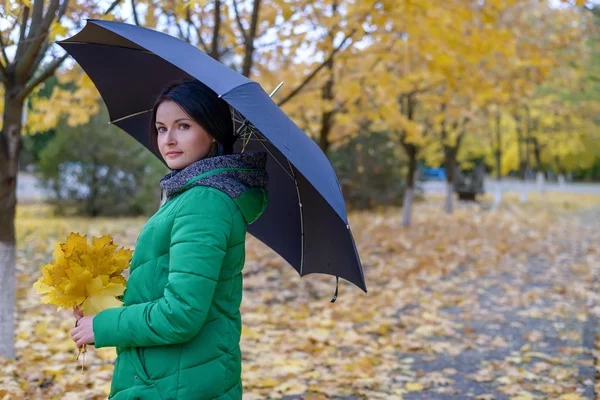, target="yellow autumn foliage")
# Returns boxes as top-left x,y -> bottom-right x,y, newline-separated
33,233 -> 132,315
